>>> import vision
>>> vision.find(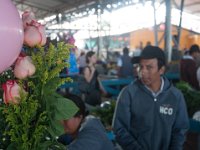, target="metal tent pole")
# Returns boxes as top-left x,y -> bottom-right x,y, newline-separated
177,0 -> 184,50
152,0 -> 158,46
165,0 -> 172,62
97,8 -> 100,56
